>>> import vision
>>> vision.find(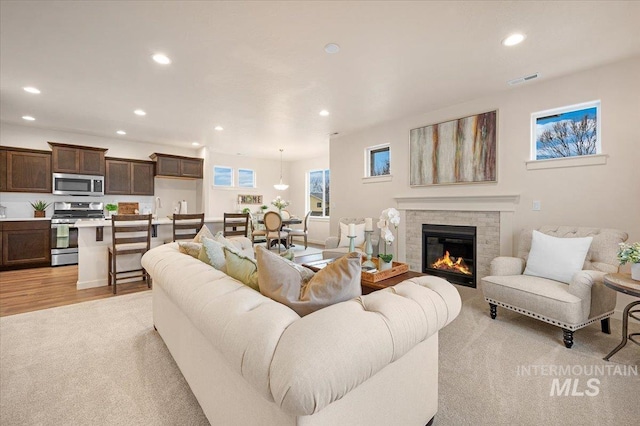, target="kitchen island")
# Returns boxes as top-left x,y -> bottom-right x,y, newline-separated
75,217 -> 223,289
